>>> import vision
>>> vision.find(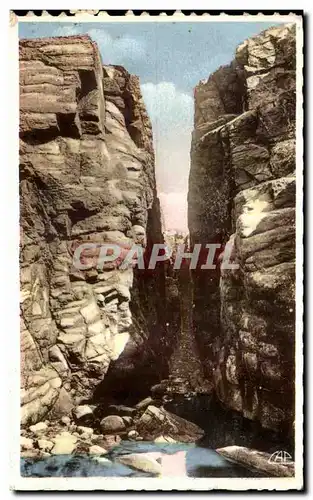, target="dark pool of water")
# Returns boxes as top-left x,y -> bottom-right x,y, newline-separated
21,441 -> 269,478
